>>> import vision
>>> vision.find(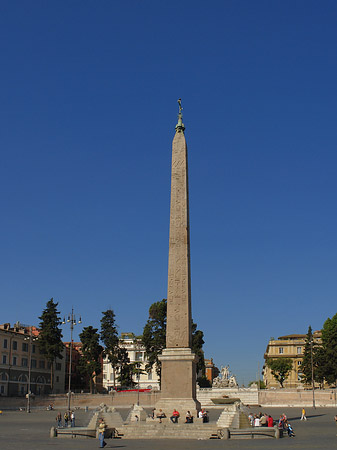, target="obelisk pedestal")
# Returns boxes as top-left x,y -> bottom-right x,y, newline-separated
156,101 -> 201,416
